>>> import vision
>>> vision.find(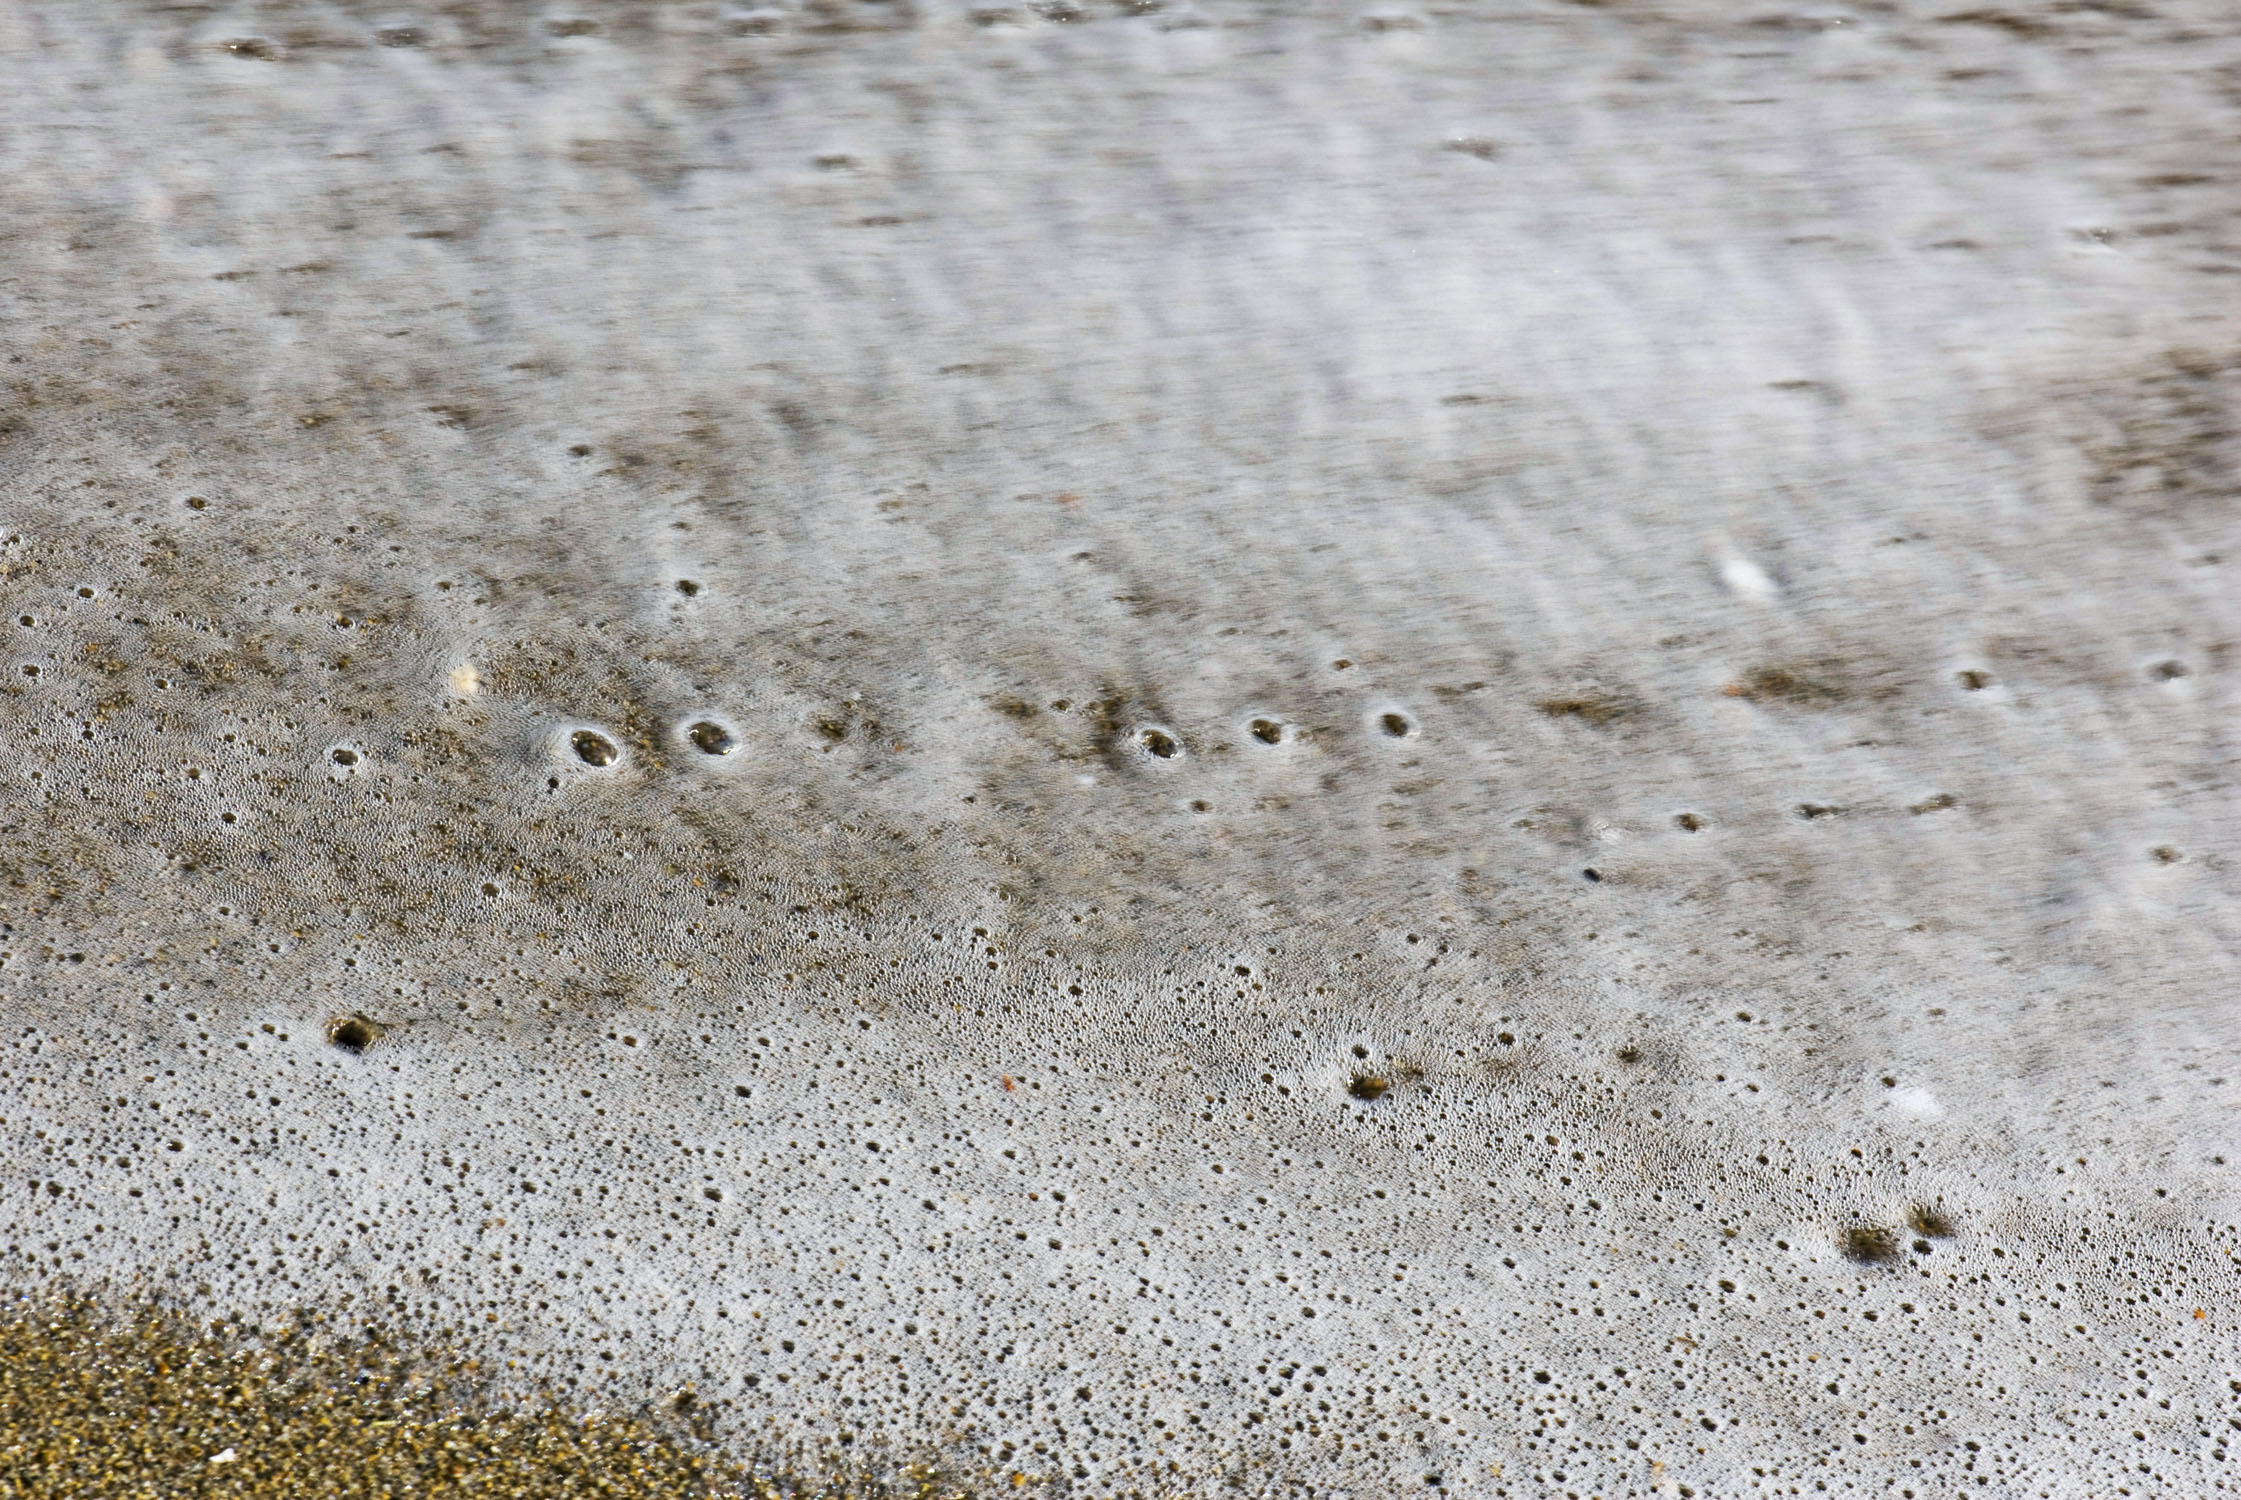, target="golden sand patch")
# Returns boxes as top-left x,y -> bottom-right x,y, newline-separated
0,1294 -> 965,1500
